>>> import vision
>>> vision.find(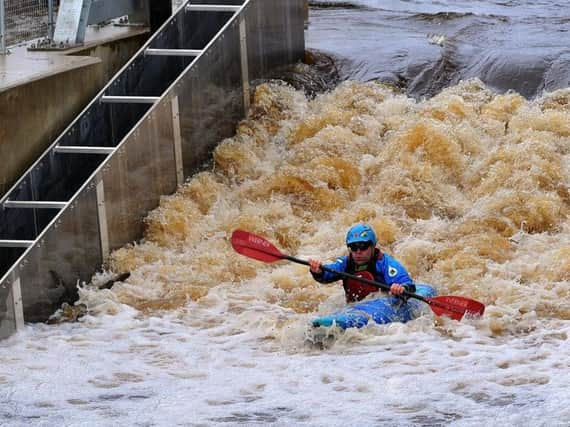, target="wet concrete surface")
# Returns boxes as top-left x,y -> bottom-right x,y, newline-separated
0,25 -> 148,93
